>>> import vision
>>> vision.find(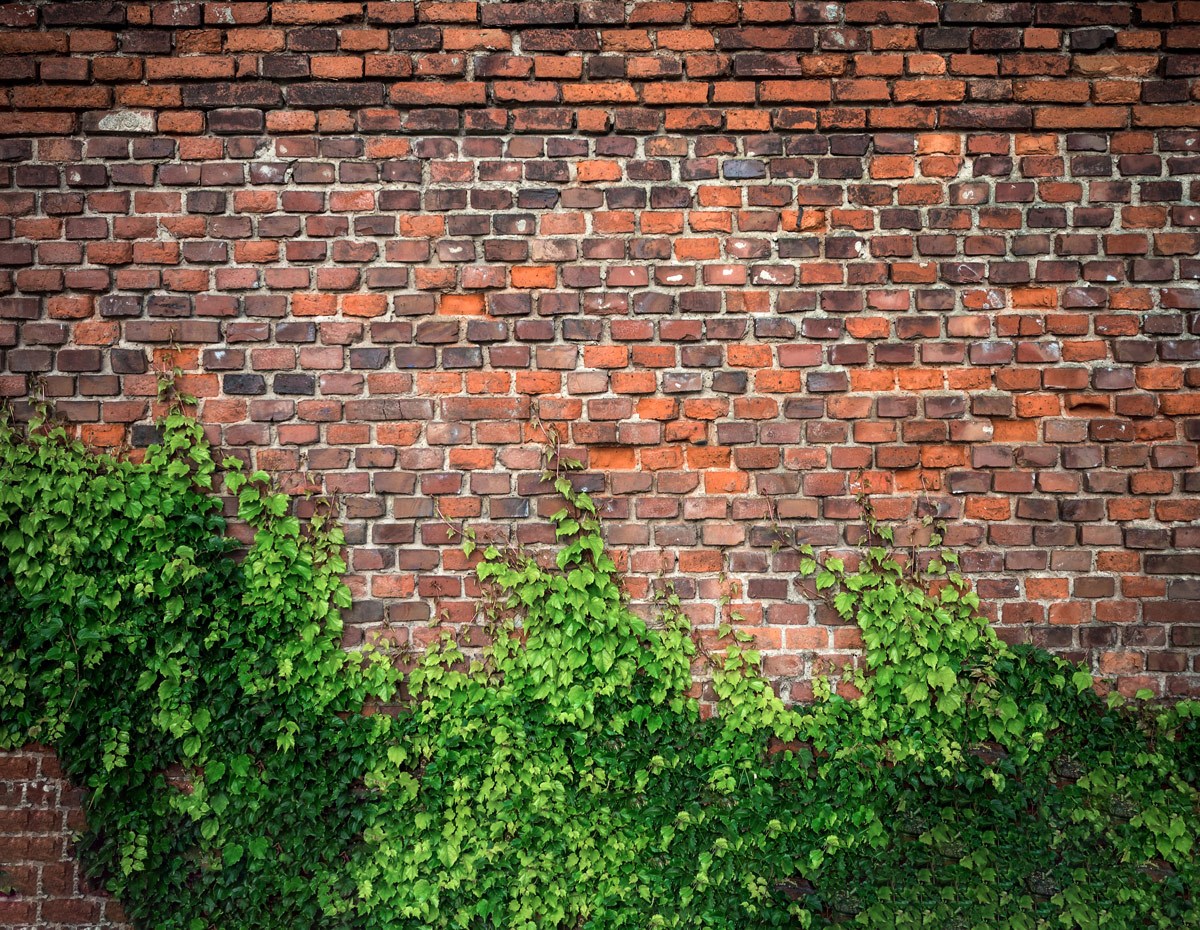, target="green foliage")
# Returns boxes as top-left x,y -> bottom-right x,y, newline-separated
349,465 -> 804,928
778,508 -> 1200,928
0,409 -> 397,927
1,413 -> 1196,929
